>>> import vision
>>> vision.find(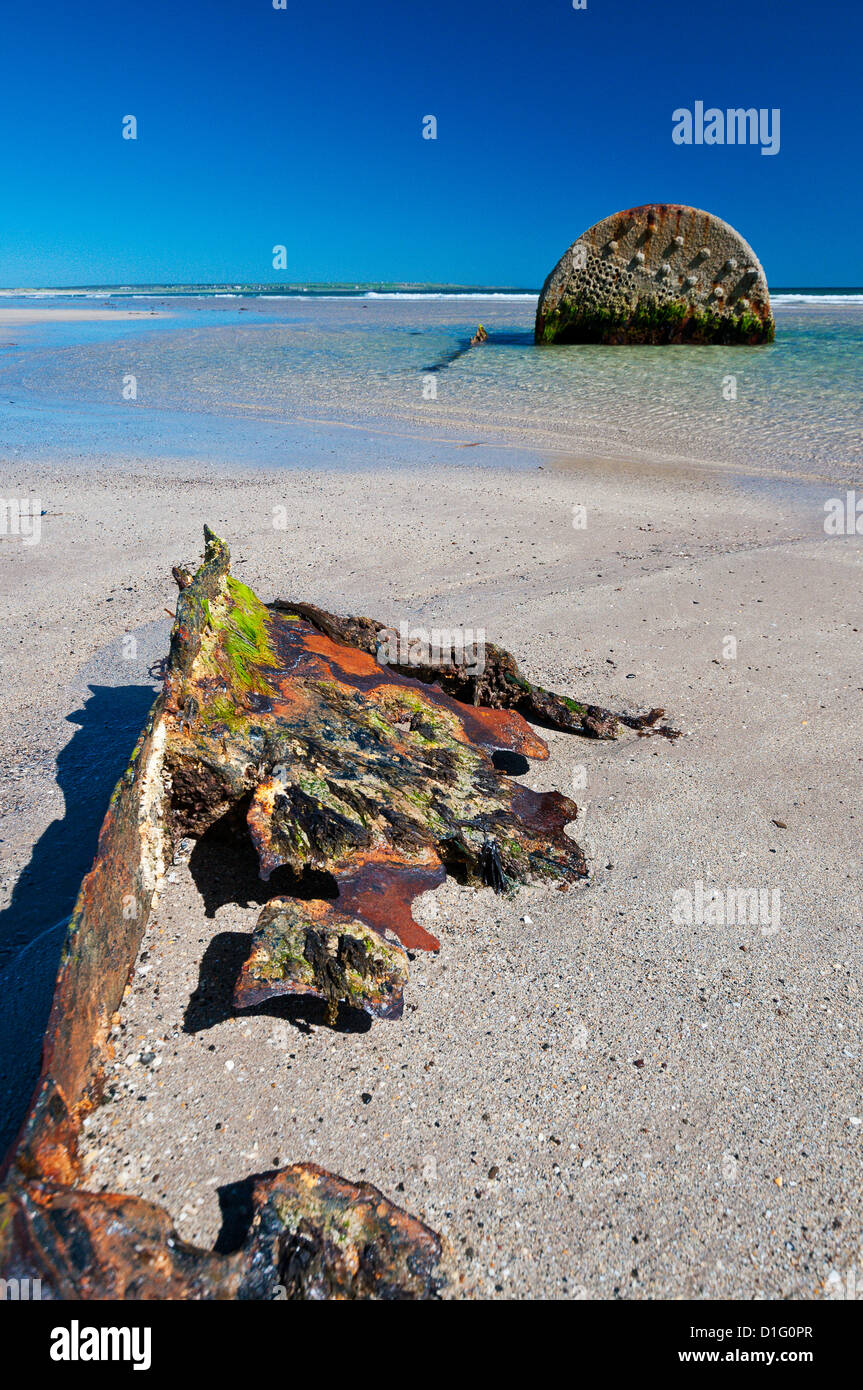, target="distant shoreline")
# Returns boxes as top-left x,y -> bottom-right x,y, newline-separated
0,307 -> 161,324
1,283 -> 862,303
